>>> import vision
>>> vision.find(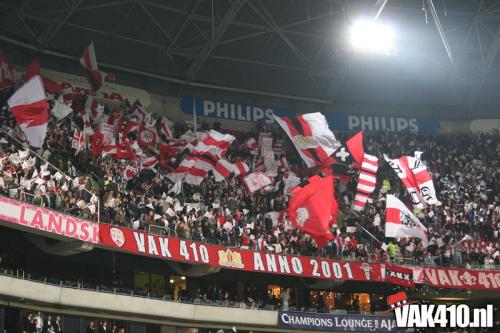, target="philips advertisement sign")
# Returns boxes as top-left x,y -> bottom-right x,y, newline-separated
179,97 -> 440,133
278,311 -> 403,332
328,114 -> 440,134
179,96 -> 291,124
